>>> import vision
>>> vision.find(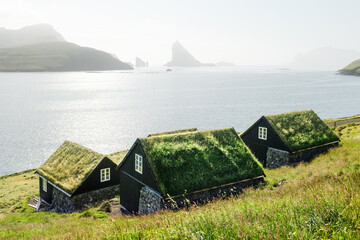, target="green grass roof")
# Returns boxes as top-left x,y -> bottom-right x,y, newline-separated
108,150 -> 129,165
36,141 -> 104,195
265,110 -> 340,152
147,128 -> 198,137
139,128 -> 264,196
